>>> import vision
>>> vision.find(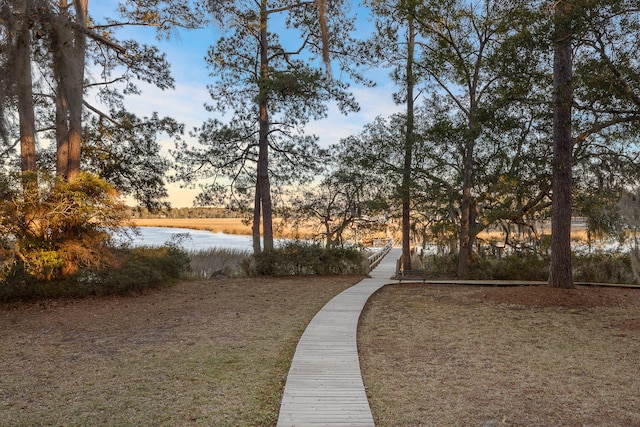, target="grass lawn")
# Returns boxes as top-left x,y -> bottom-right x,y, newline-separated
359,283 -> 640,426
0,276 -> 361,426
3,276 -> 640,426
